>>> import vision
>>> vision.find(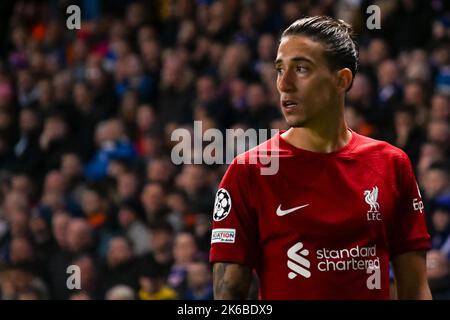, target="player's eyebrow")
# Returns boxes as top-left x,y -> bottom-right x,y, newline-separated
274,56 -> 315,66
